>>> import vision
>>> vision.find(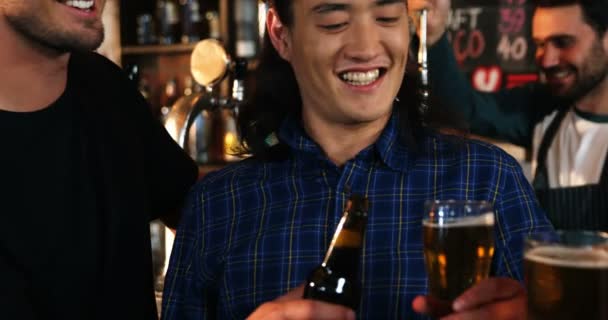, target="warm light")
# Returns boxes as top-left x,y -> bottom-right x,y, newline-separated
438,253 -> 447,267
438,253 -> 447,289
258,1 -> 267,40
225,132 -> 236,148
